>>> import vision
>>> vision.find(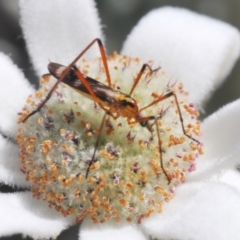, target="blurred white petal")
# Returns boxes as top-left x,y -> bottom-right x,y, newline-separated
0,135 -> 29,187
0,192 -> 73,239
19,0 -> 104,76
121,7 -> 240,107
80,220 -> 147,240
189,99 -> 240,181
142,182 -> 240,240
0,53 -> 34,138
220,169 -> 240,192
